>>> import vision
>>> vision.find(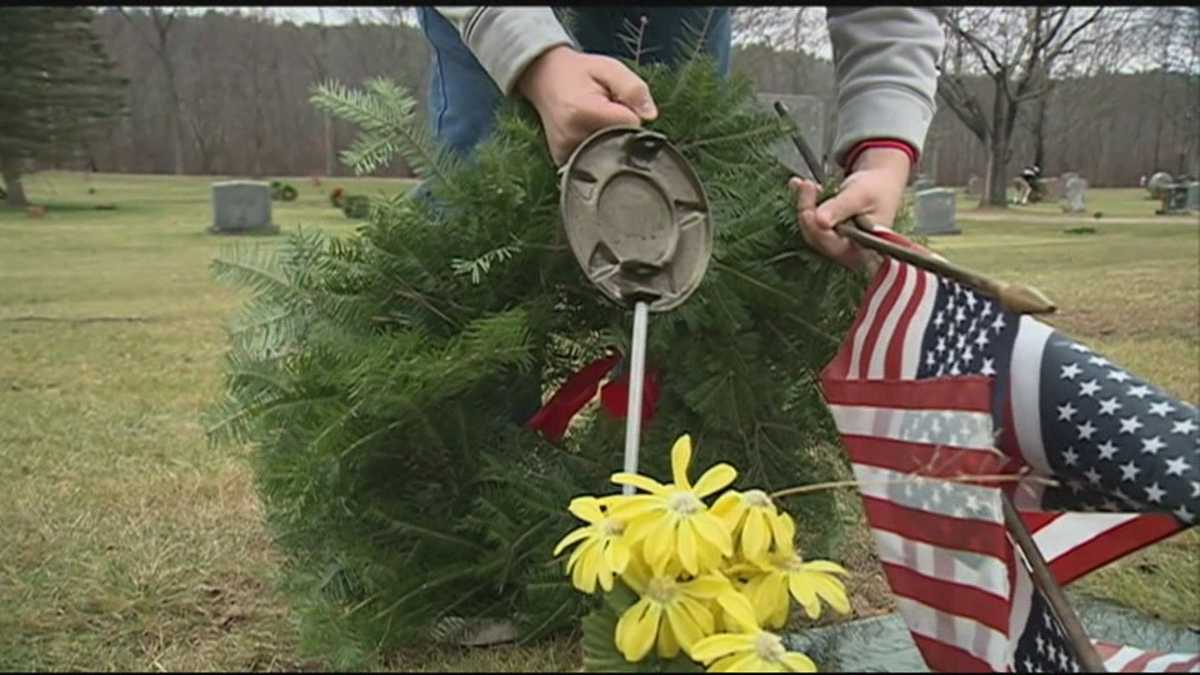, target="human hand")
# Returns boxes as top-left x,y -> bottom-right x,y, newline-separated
517,46 -> 658,165
789,147 -> 912,273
